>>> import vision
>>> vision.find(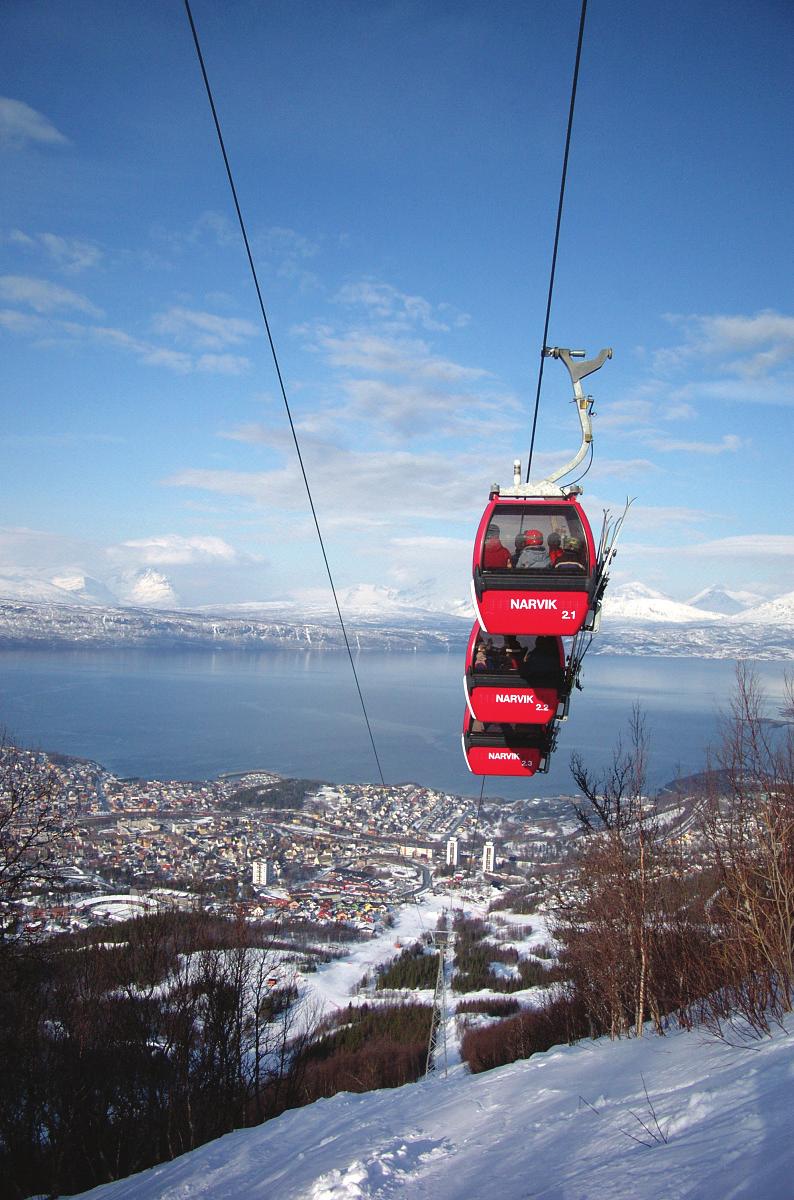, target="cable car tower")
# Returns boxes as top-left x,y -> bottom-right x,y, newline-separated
425,926 -> 450,1078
